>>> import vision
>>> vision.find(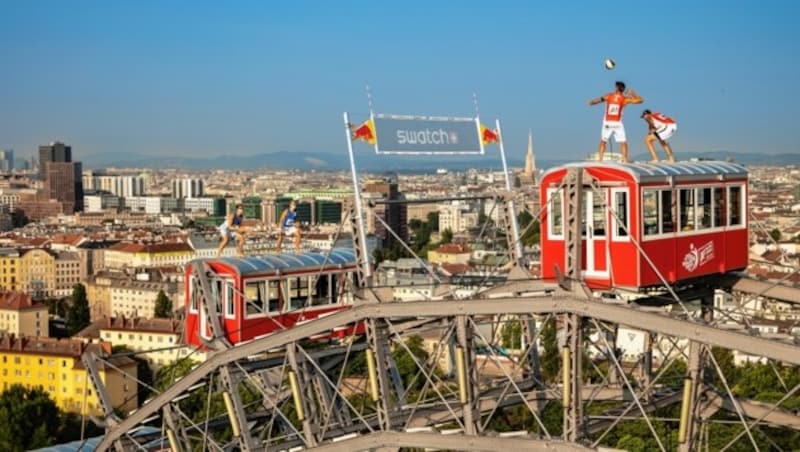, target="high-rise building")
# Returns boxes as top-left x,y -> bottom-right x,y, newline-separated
242,196 -> 263,220
84,173 -> 146,197
38,141 -> 72,180
46,161 -> 84,213
363,174 -> 407,245
0,149 -> 13,172
171,178 -> 204,198
262,197 -> 277,227
315,200 -> 343,224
